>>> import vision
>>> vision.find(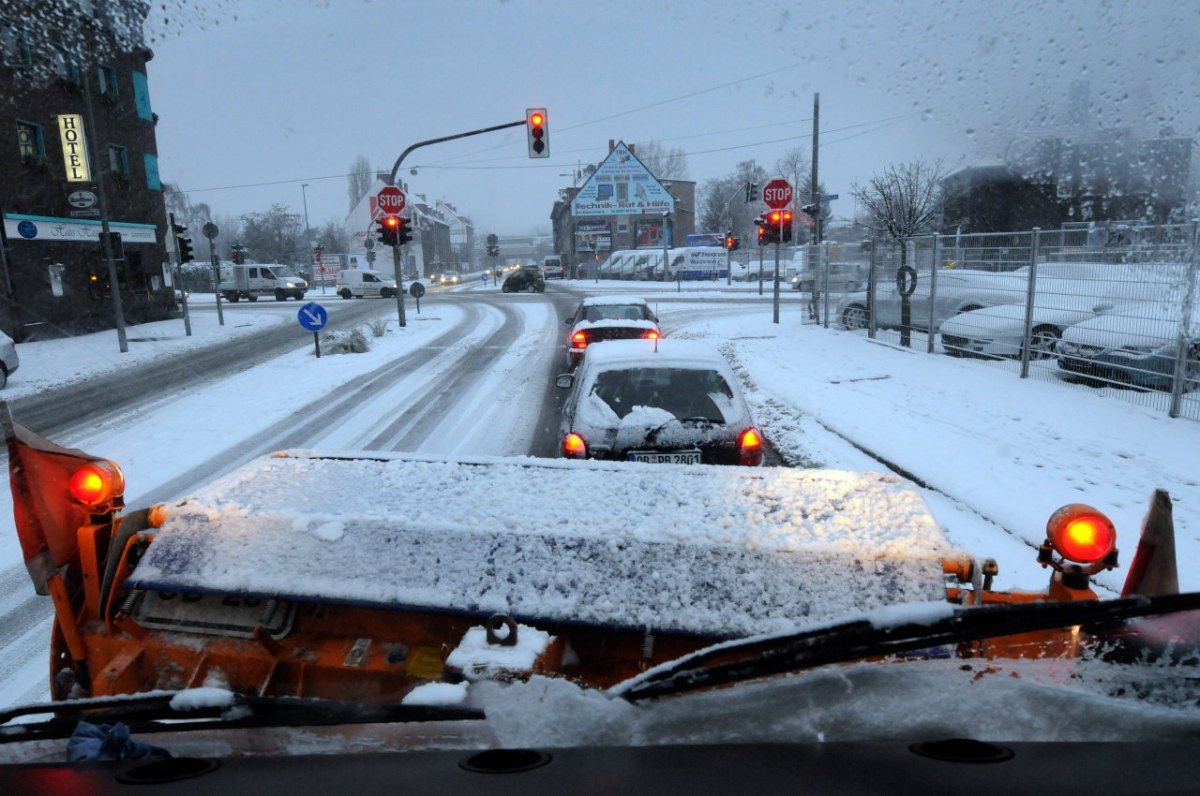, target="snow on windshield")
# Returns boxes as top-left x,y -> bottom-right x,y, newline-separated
130,452 -> 956,636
